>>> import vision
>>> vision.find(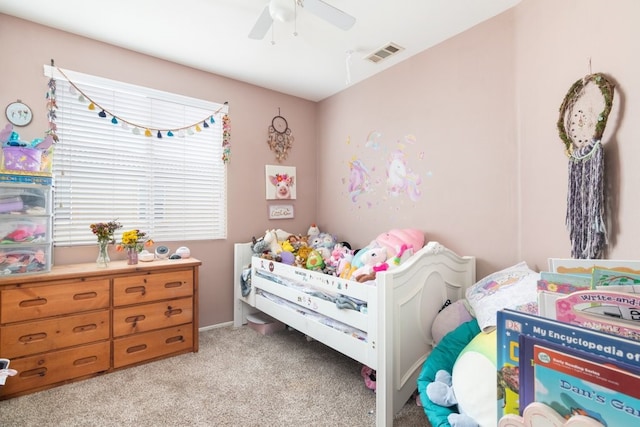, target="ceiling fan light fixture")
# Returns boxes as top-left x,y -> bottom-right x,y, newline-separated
269,0 -> 295,23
